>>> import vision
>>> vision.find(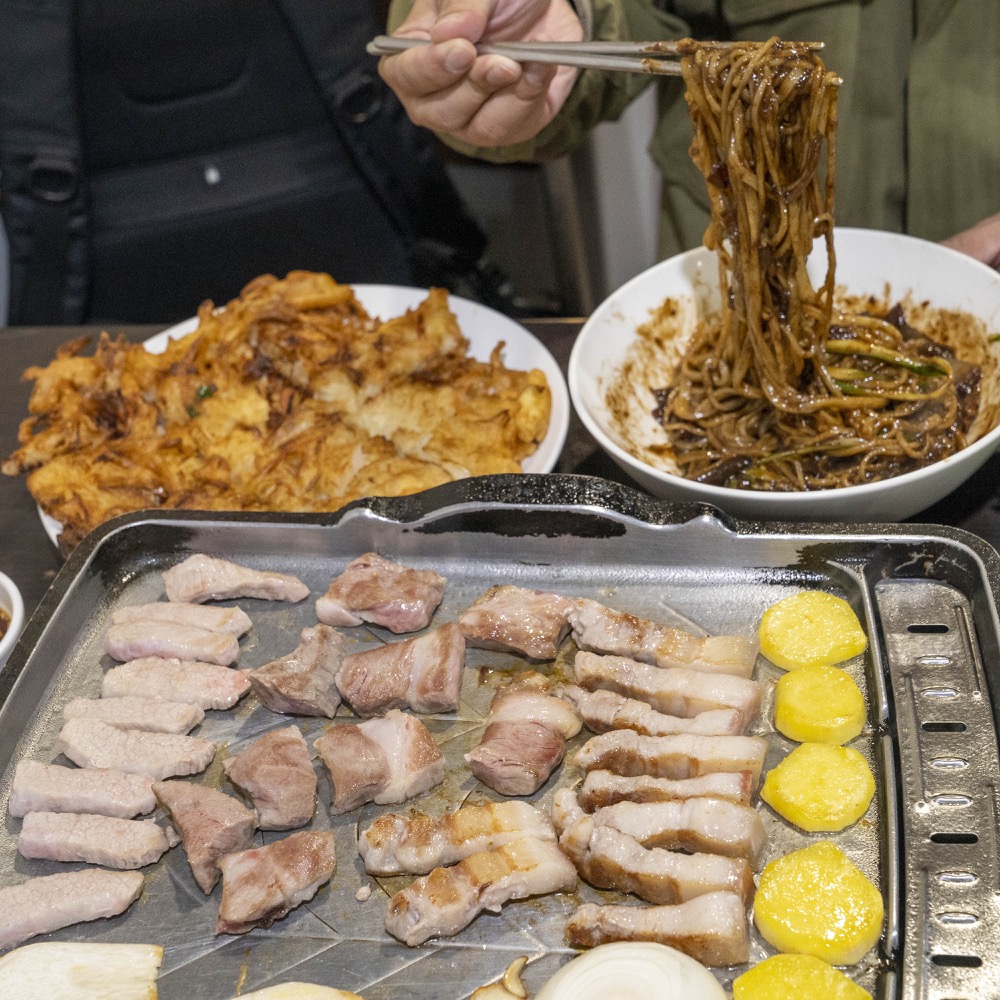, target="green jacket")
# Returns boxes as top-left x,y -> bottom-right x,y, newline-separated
388,0 -> 1000,260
